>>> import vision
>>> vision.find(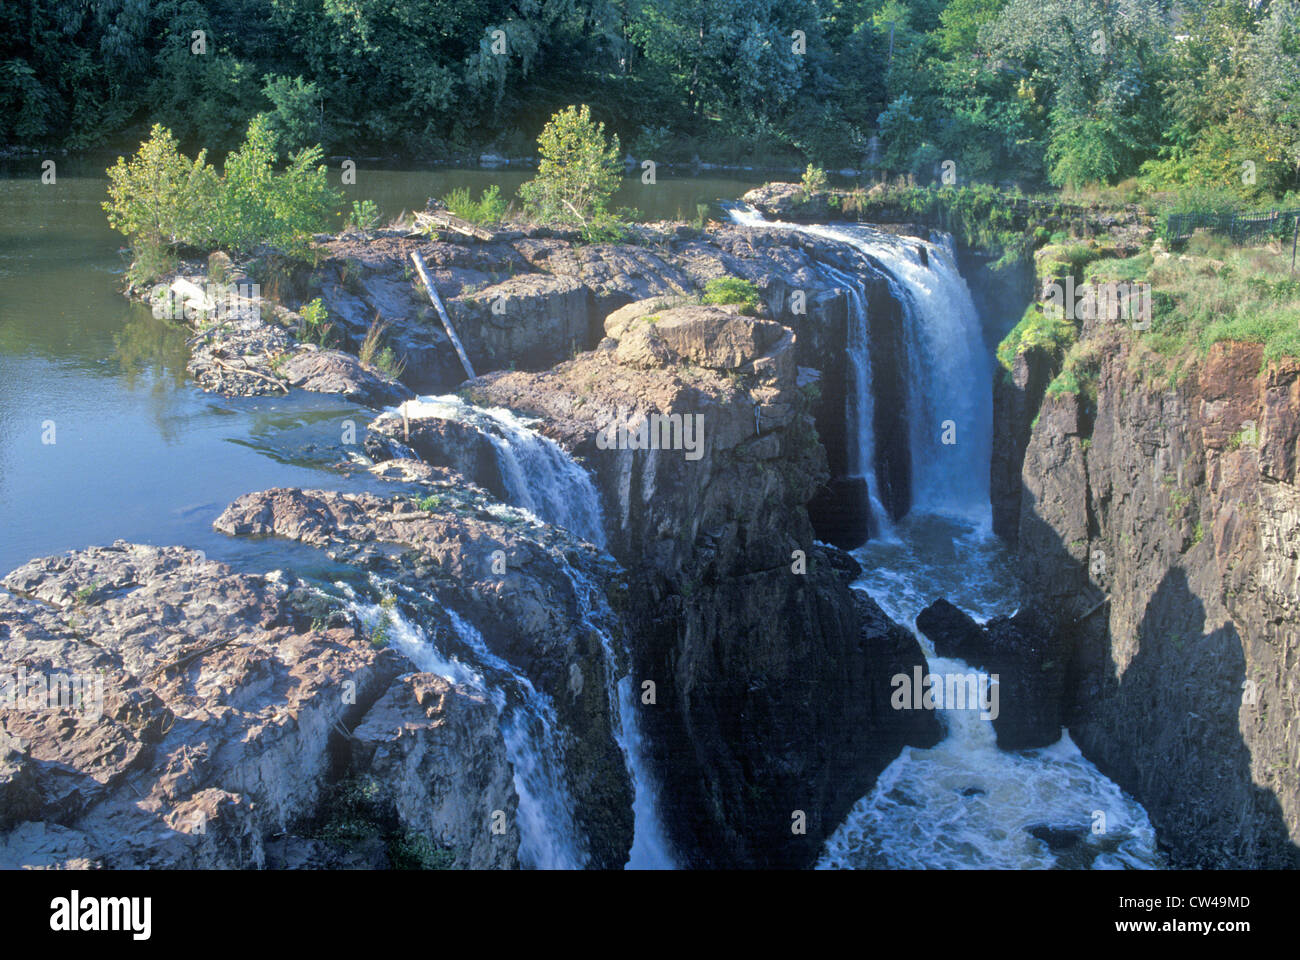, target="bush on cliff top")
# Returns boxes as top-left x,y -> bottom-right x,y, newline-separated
518,105 -> 622,241
104,117 -> 341,285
